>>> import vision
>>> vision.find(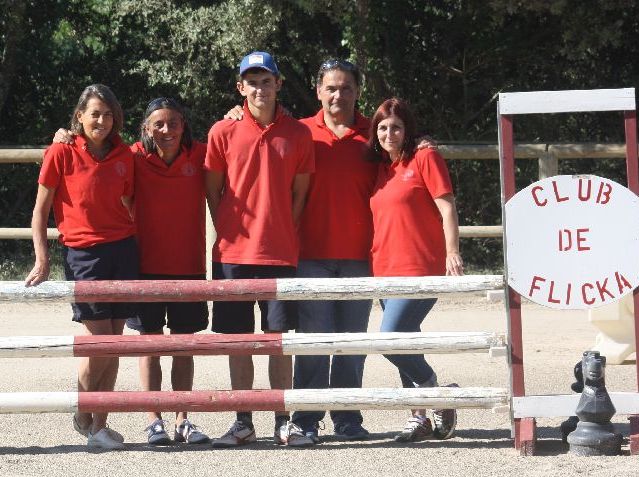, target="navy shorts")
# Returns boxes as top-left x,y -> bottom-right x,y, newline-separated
63,236 -> 139,322
212,263 -> 297,333
126,274 -> 209,333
